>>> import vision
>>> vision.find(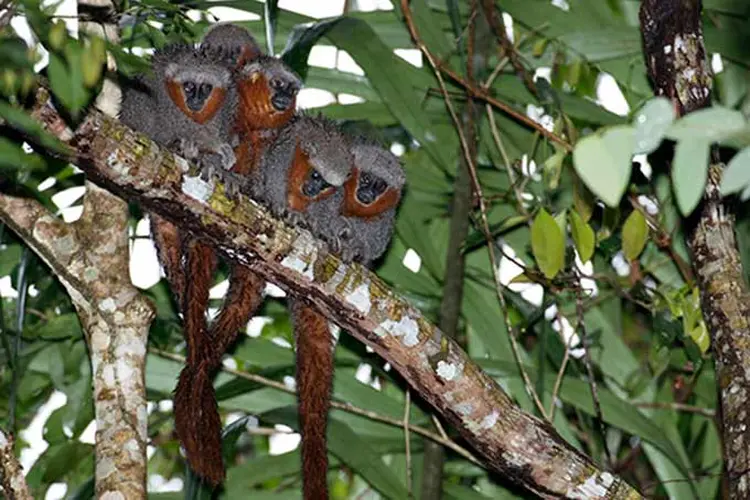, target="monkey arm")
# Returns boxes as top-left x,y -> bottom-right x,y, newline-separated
25,98 -> 637,499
